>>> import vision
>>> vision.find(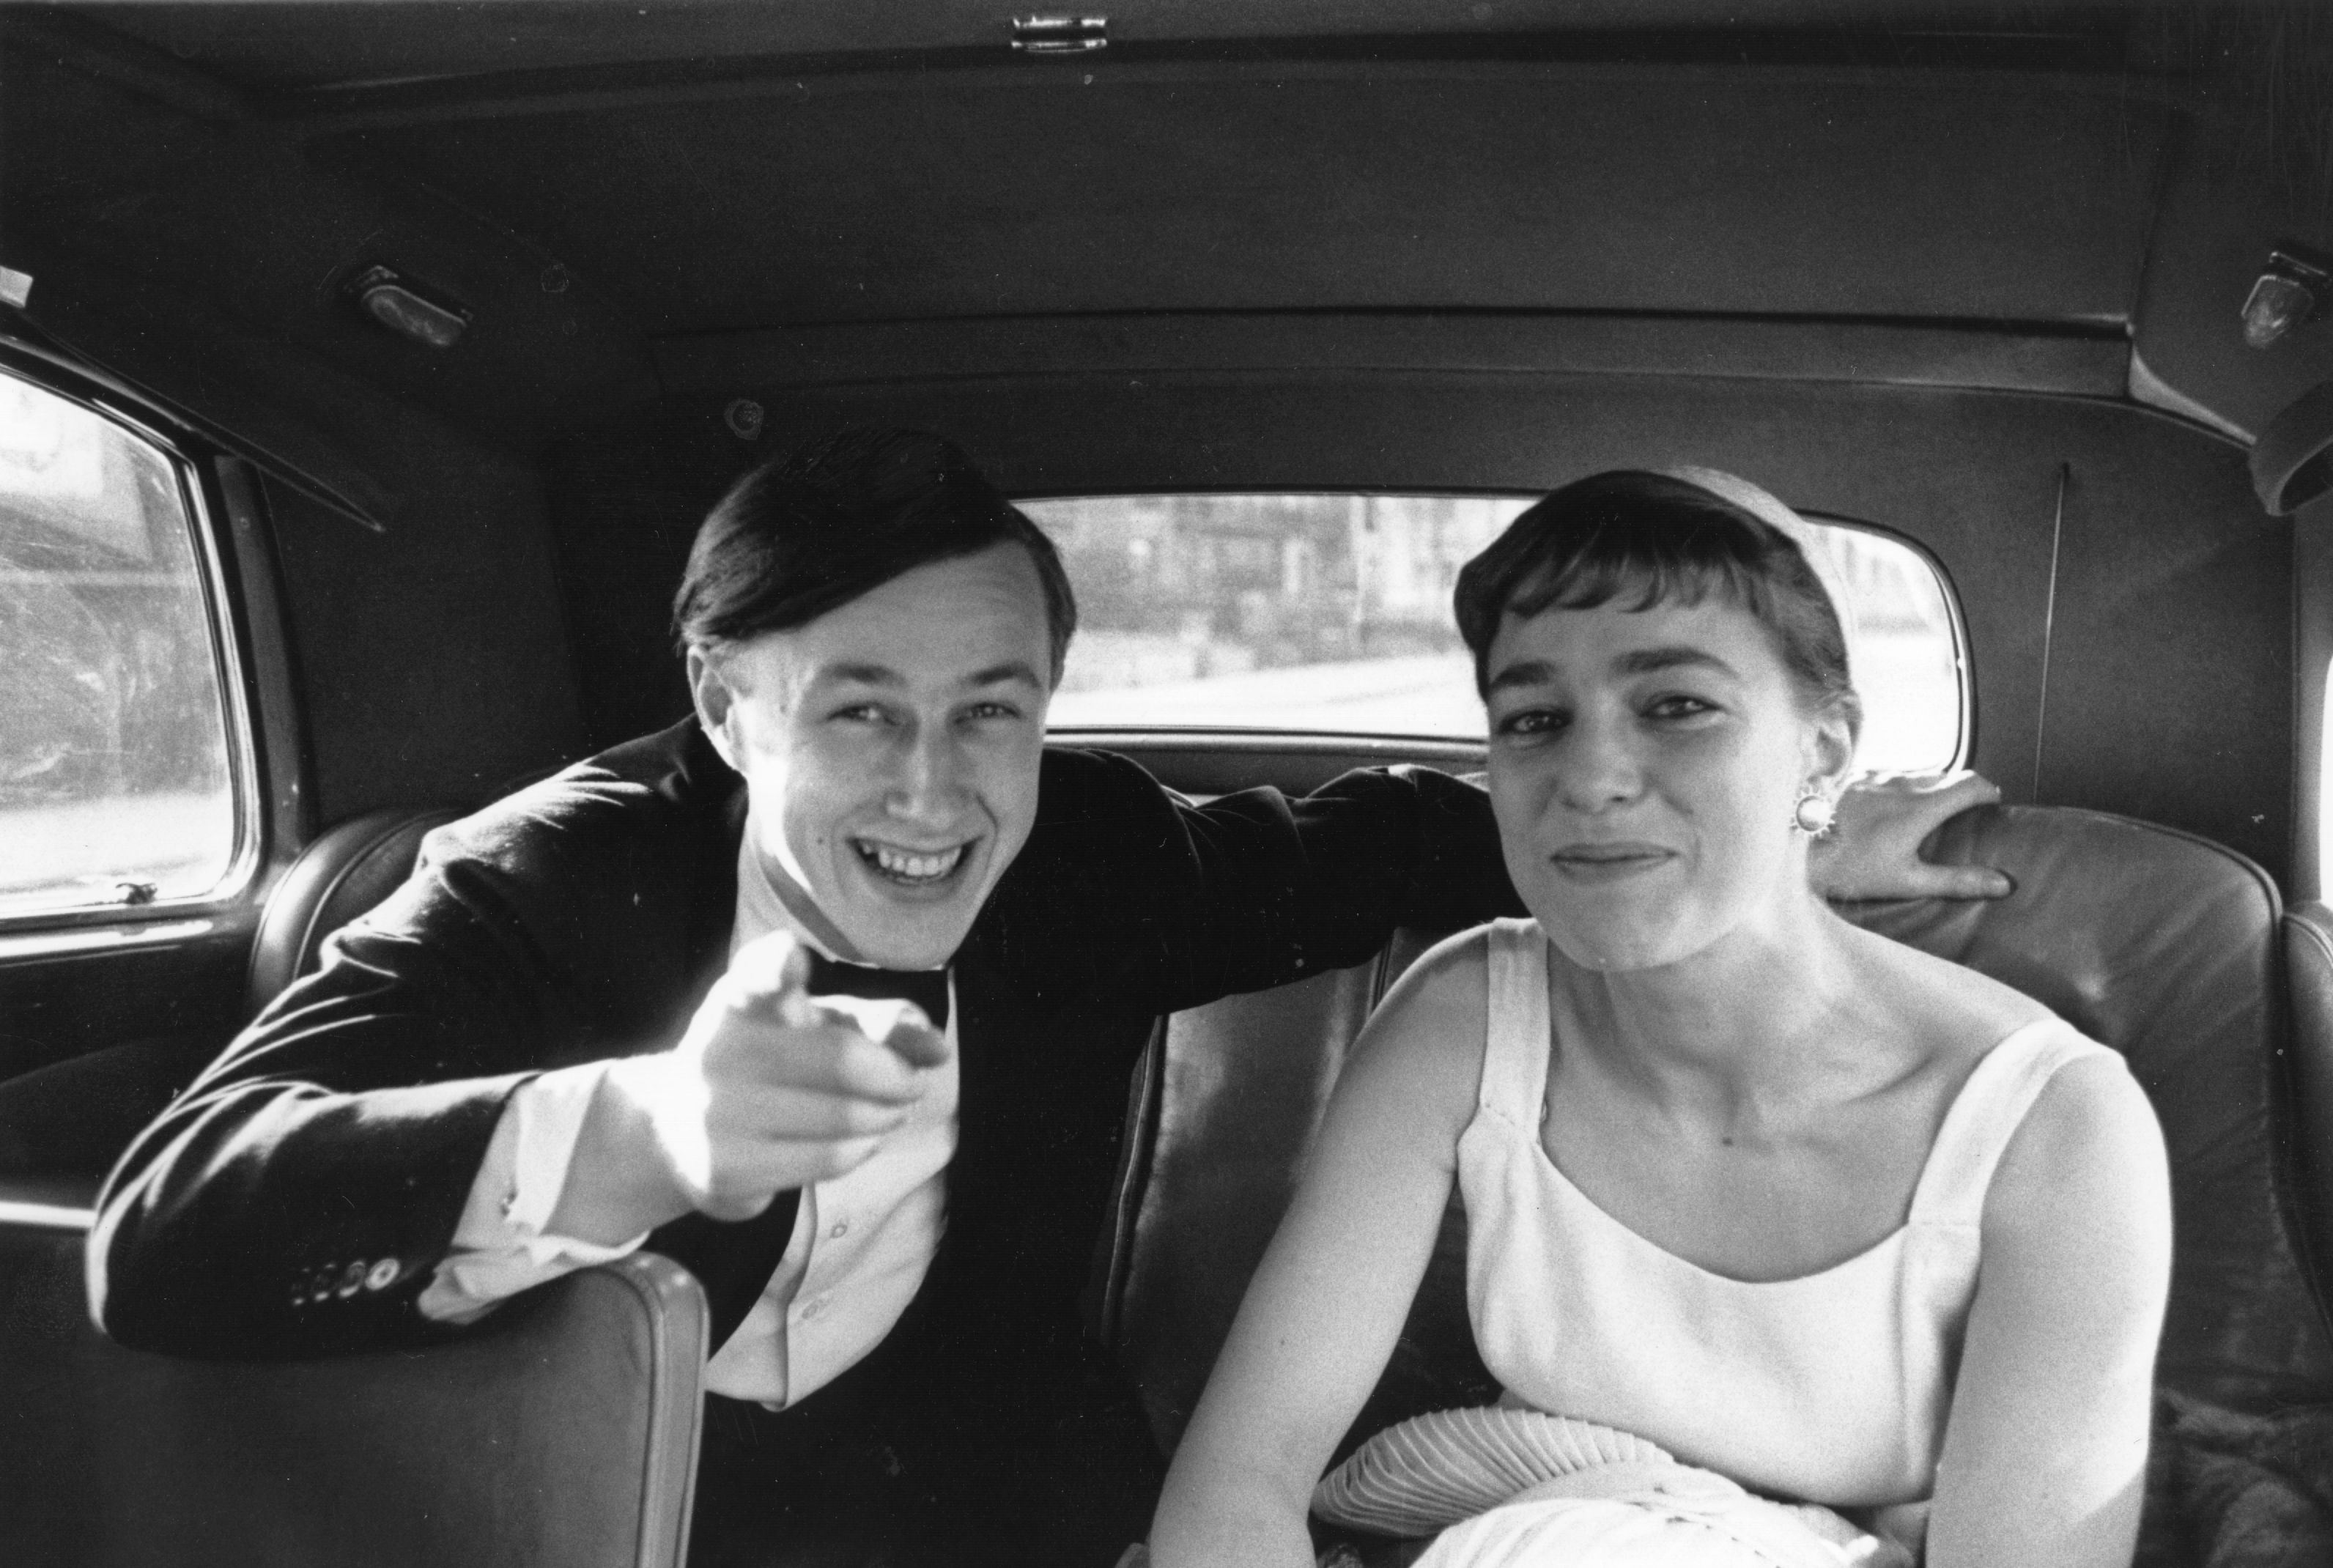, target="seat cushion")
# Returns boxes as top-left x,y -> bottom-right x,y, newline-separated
1845,806 -> 2333,1412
